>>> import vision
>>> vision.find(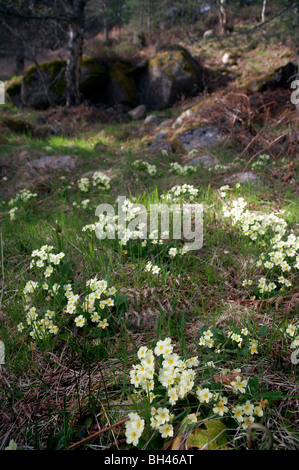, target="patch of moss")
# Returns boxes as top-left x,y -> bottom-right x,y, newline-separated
171,137 -> 186,154
149,48 -> 199,82
22,59 -> 67,104
246,77 -> 267,92
109,61 -> 138,106
5,76 -> 23,98
81,57 -> 106,78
